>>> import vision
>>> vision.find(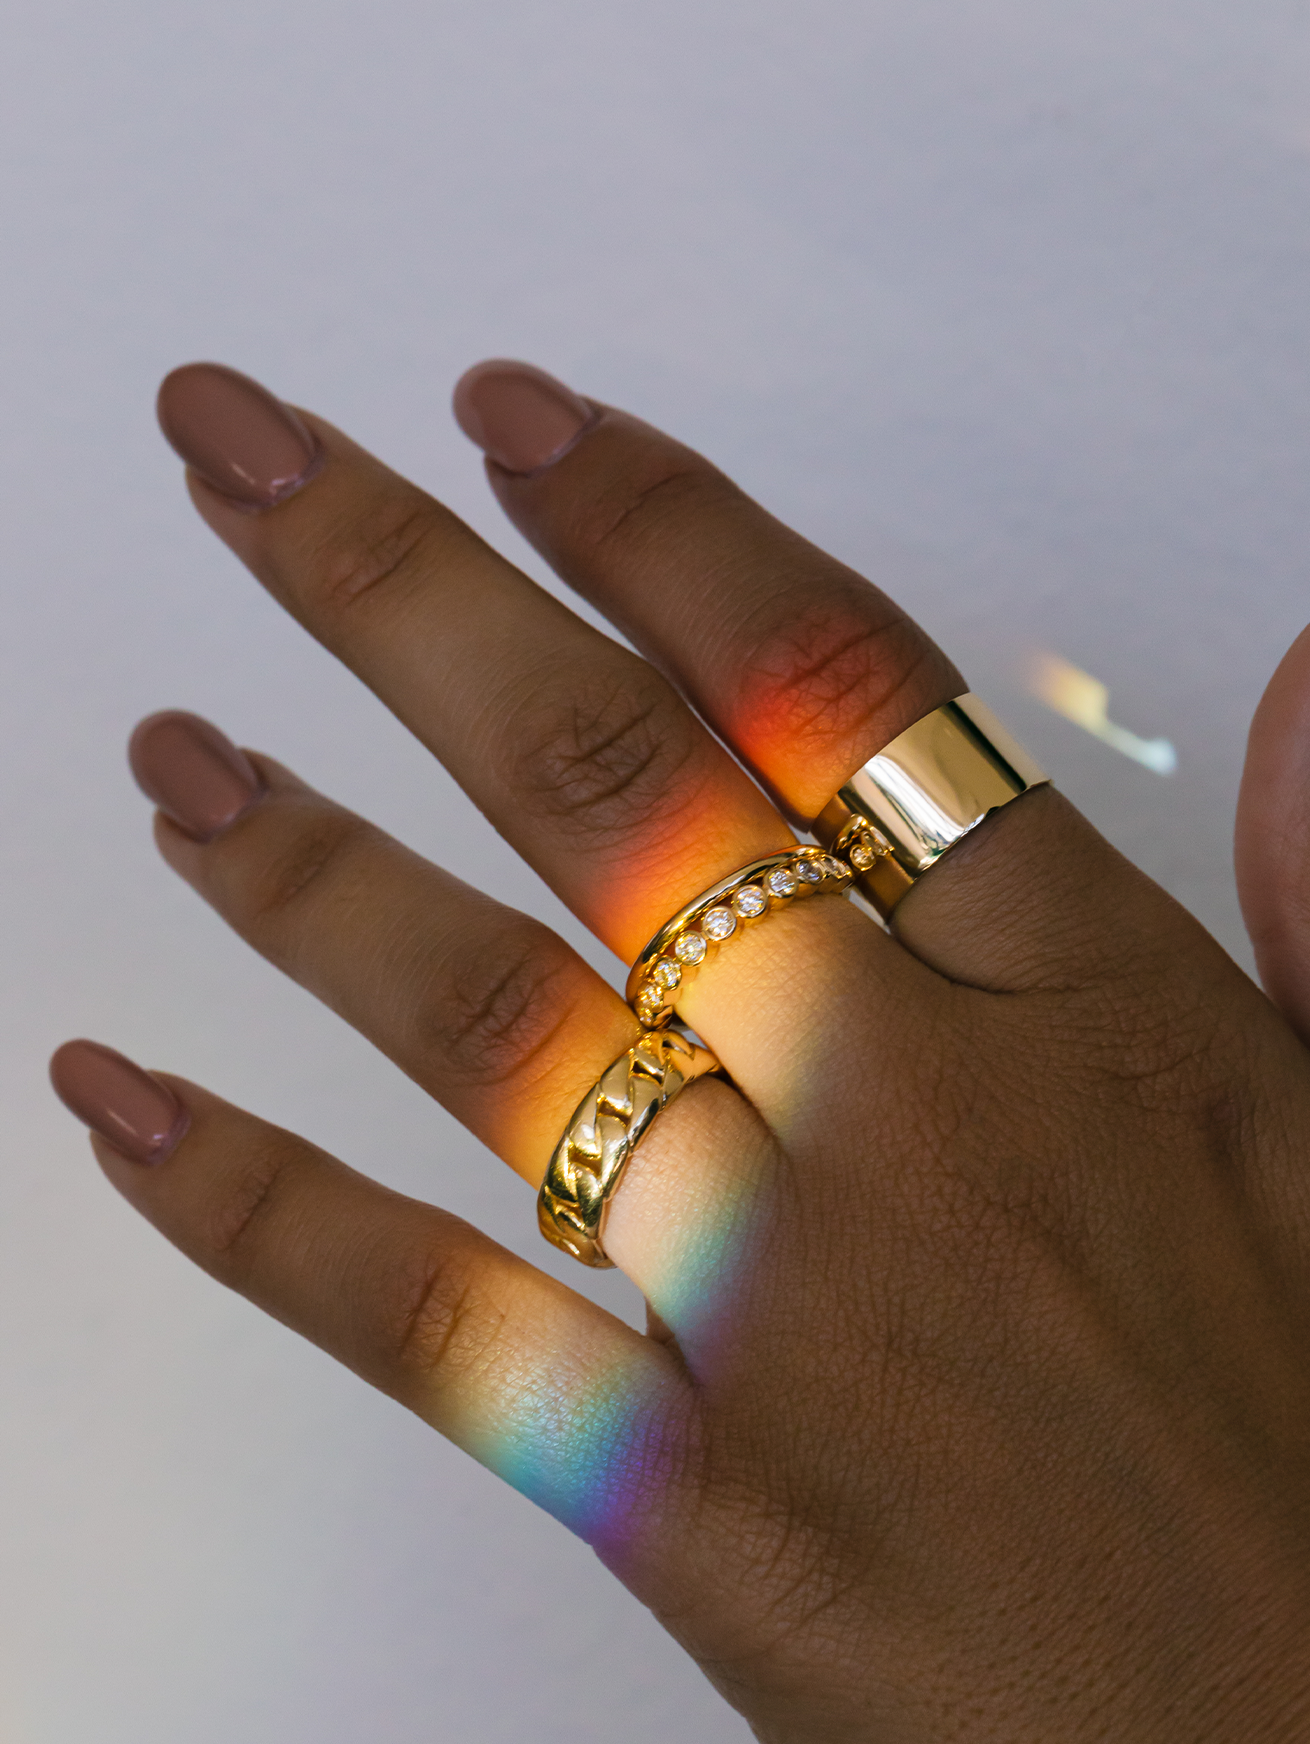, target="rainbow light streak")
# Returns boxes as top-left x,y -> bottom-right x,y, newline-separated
641,1156 -> 764,1347
458,1343 -> 680,1555
459,1028 -> 797,1550
639,955 -> 846,1351
463,1132 -> 770,1553
1029,652 -> 1176,774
